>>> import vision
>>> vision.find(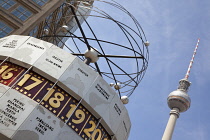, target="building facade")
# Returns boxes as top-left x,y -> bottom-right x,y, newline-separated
0,0 -> 65,37
0,0 -> 91,47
